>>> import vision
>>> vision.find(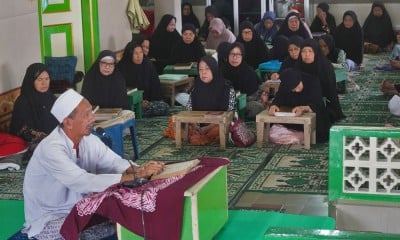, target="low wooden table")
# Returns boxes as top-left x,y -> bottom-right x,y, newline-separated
160,77 -> 194,106
256,110 -> 316,149
172,111 -> 234,149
